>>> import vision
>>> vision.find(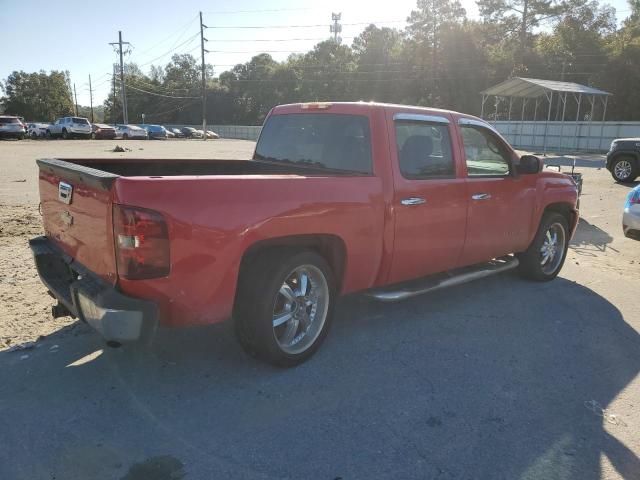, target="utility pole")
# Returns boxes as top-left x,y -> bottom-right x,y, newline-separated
200,11 -> 209,141
109,31 -> 130,124
330,13 -> 342,44
73,83 -> 78,116
88,74 -> 94,123
112,64 -> 117,125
